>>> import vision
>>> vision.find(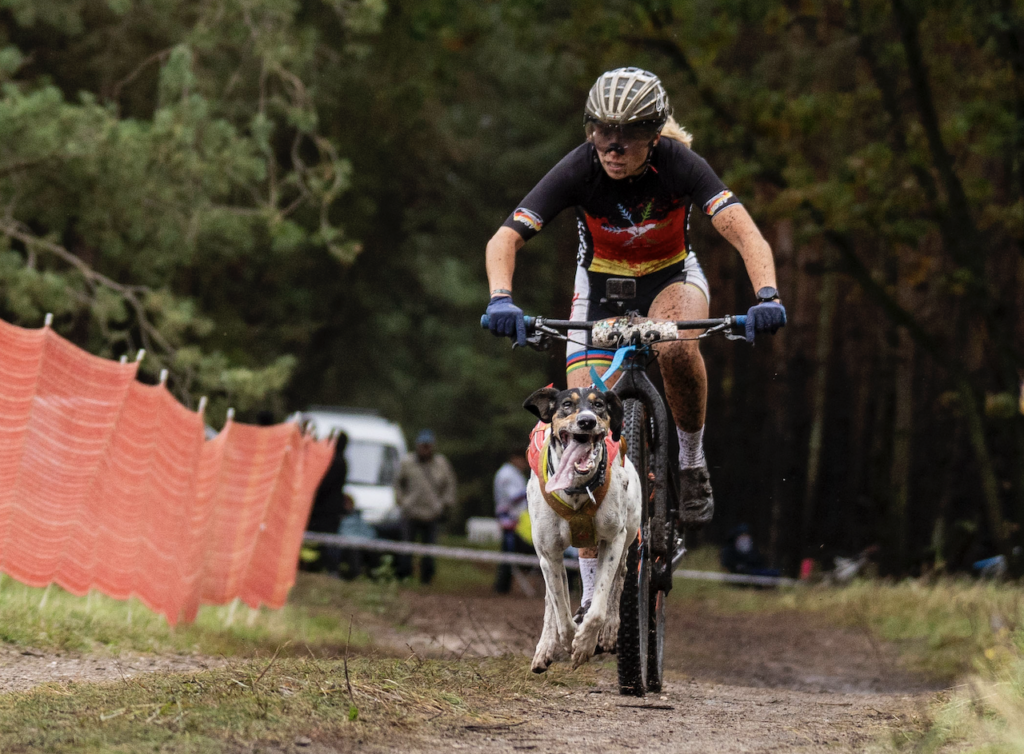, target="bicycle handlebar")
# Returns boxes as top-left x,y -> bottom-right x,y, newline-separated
480,314 -> 537,330
479,314 -> 747,331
